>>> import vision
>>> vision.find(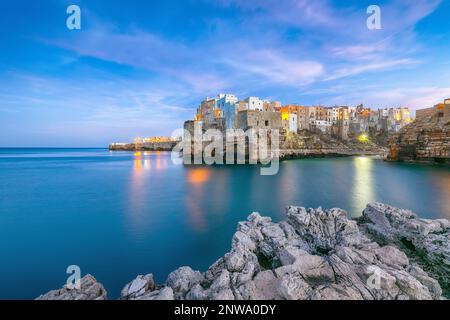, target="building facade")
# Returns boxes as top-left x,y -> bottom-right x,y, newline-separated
236,110 -> 282,131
